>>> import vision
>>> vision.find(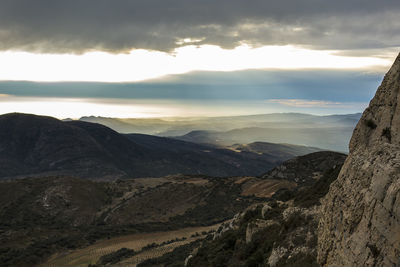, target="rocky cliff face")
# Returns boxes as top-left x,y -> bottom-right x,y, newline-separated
318,53 -> 400,266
